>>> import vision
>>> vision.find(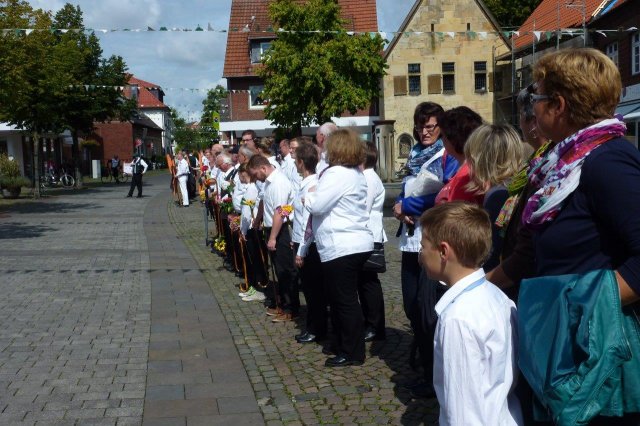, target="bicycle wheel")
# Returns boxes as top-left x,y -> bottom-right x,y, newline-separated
101,173 -> 110,184
60,174 -> 75,188
120,173 -> 129,183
